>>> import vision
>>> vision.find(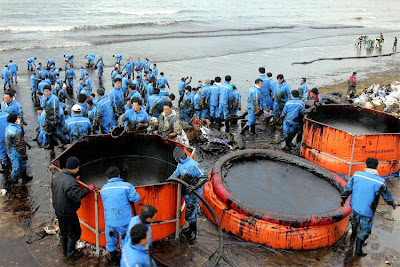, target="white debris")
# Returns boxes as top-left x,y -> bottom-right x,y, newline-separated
0,189 -> 7,197
76,240 -> 86,249
43,225 -> 59,235
352,83 -> 400,117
